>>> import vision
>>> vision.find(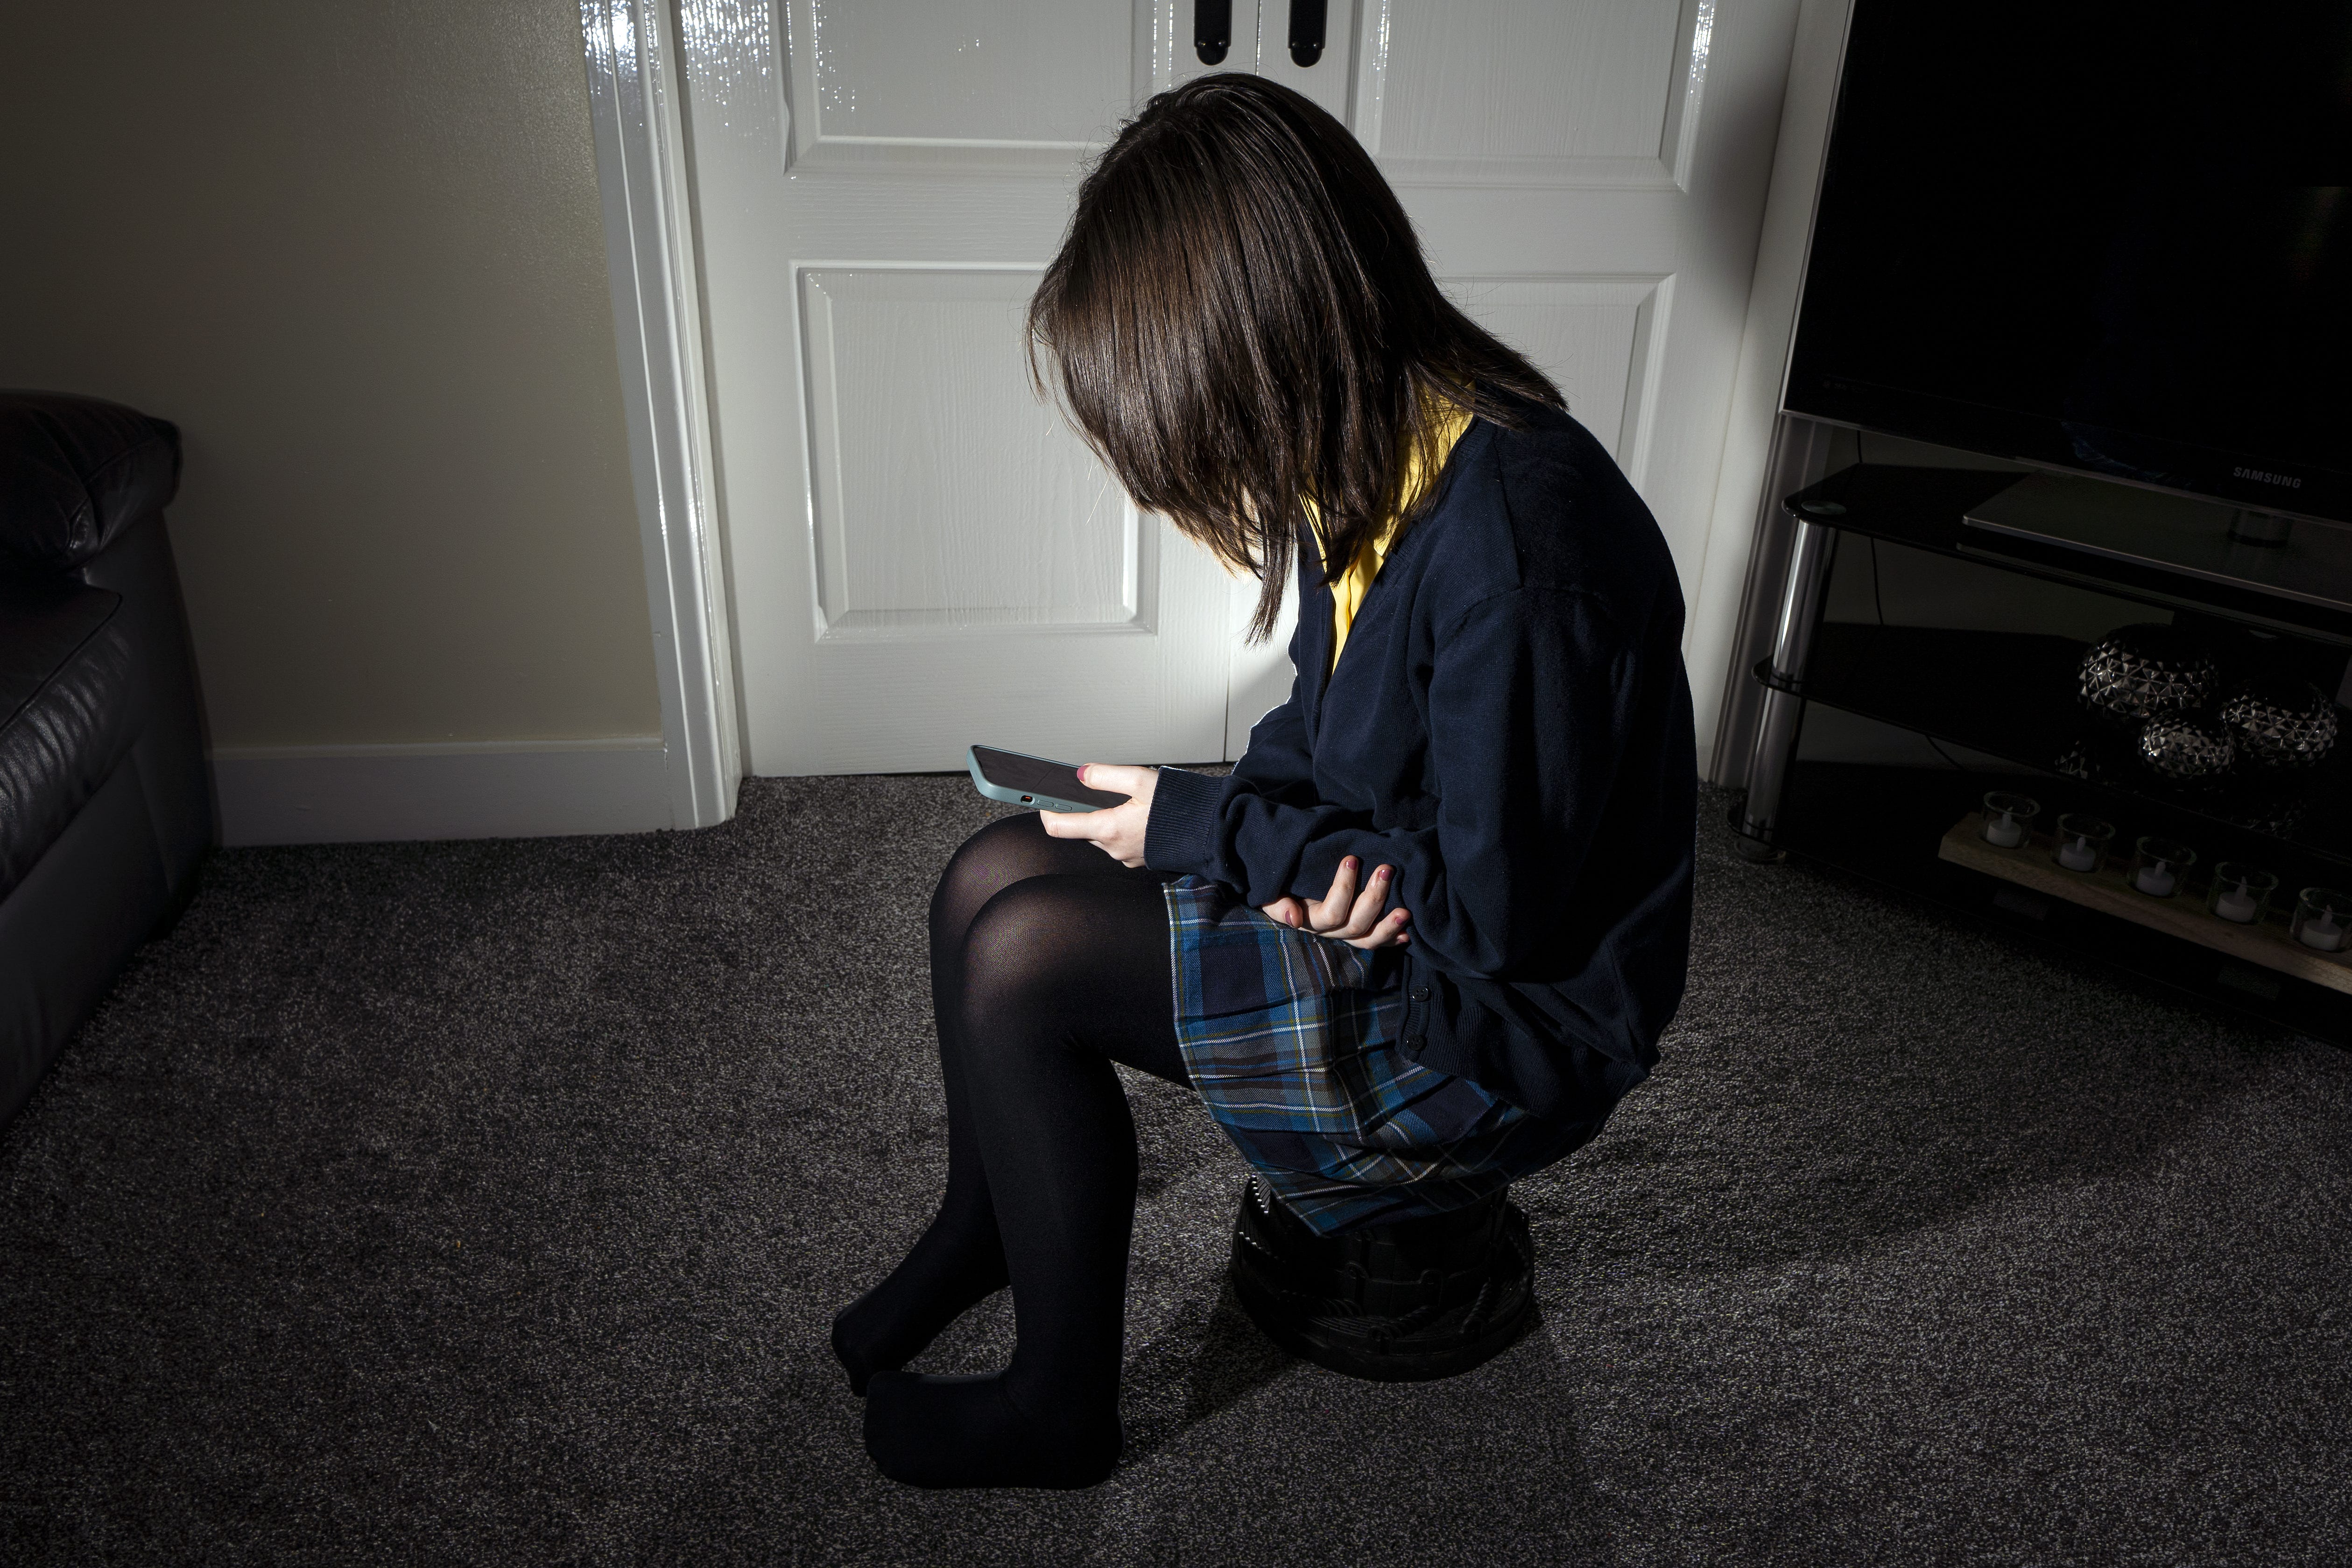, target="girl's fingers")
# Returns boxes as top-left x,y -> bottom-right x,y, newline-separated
1261,896 -> 1306,928
1329,864 -> 1392,938
1312,857 -> 1360,929
1075,762 -> 1149,795
1347,907 -> 1411,949
1338,865 -> 1394,936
